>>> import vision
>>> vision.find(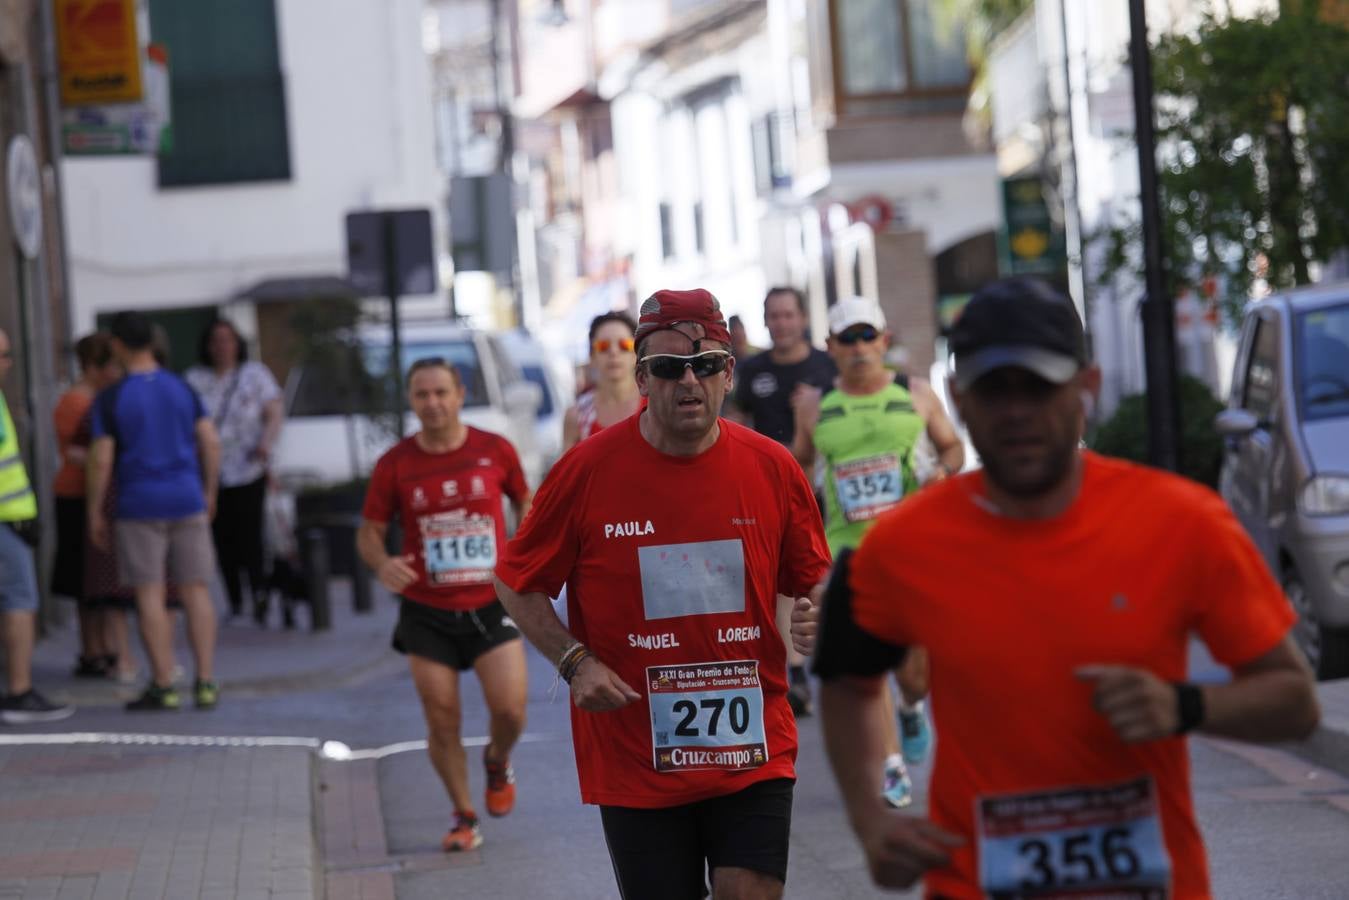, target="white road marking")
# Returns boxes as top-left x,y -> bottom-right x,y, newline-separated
0,730 -> 561,760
